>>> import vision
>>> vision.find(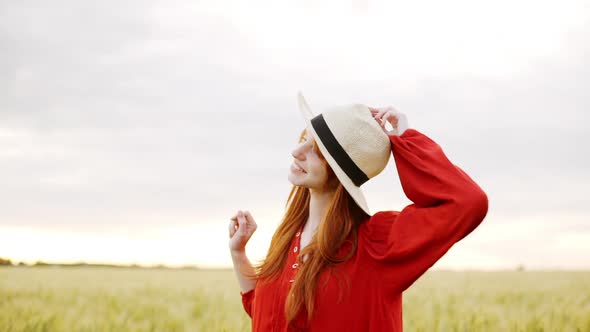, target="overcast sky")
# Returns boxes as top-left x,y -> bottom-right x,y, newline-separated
1,0 -> 589,269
